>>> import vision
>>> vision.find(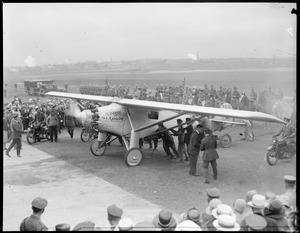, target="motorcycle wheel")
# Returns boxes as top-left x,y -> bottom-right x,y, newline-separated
27,130 -> 36,144
81,130 -> 90,142
46,130 -> 50,141
266,150 -> 278,166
